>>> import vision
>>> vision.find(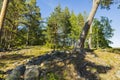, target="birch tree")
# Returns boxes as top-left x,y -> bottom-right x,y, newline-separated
0,0 -> 9,38
74,0 -> 113,52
